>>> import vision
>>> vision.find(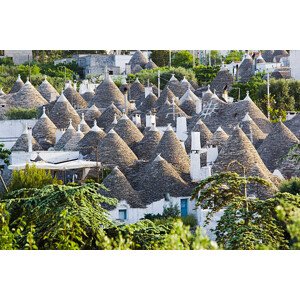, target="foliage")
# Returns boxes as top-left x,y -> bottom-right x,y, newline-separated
8,164 -> 62,192
144,203 -> 180,221
229,72 -> 265,102
104,219 -> 217,250
0,57 -> 14,66
279,177 -> 300,195
0,143 -> 10,170
171,50 -> 194,68
2,183 -> 117,249
181,214 -> 198,228
193,64 -> 220,86
128,66 -> 196,89
150,50 -> 170,67
208,50 -> 223,66
224,50 -> 244,64
190,172 -> 289,249
191,172 -> 271,223
5,107 -> 38,120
